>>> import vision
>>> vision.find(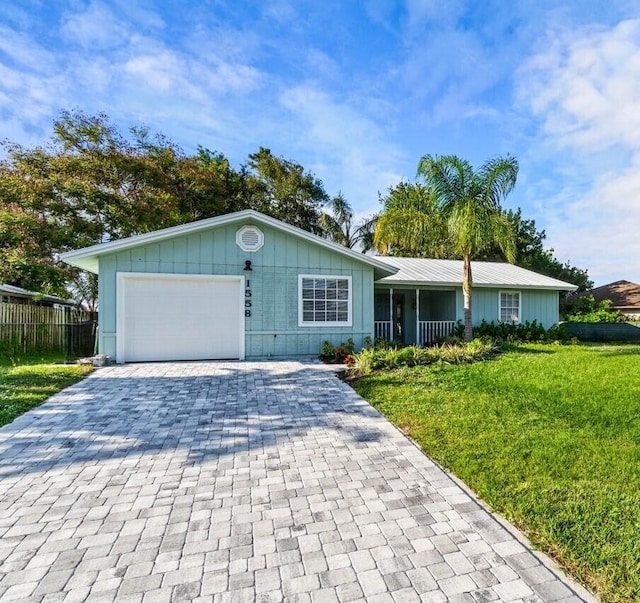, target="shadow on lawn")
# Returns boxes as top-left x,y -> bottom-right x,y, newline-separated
499,344 -> 557,355
583,344 -> 640,358
0,362 -> 384,480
